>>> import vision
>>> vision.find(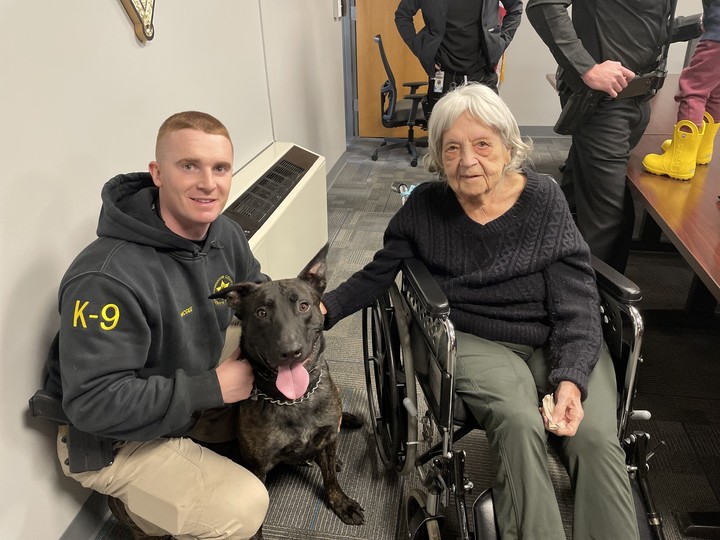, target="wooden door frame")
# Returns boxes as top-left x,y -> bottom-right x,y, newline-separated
342,1 -> 358,139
